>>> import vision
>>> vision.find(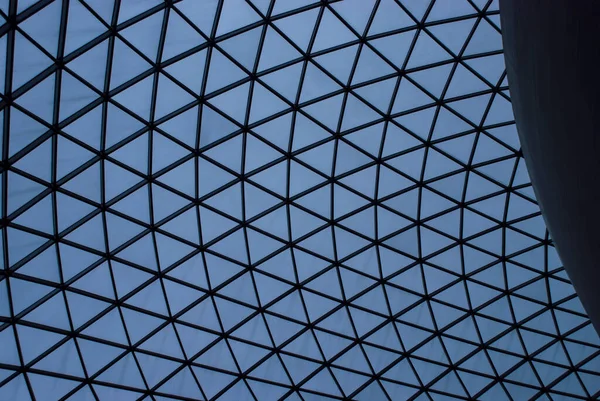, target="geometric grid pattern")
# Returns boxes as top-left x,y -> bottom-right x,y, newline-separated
0,1 -> 599,400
